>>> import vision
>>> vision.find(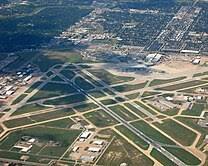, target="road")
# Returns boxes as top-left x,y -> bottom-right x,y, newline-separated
57,69 -> 187,166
